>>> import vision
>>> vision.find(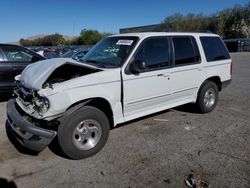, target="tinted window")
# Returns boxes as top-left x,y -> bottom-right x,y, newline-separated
200,36 -> 230,62
2,46 -> 33,62
0,50 -> 4,61
173,37 -> 200,66
134,37 -> 170,70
